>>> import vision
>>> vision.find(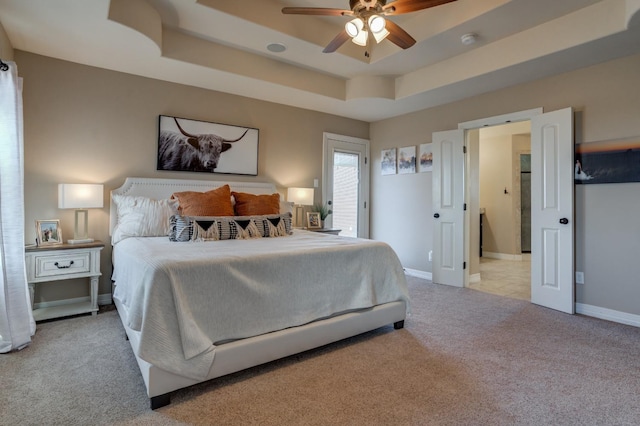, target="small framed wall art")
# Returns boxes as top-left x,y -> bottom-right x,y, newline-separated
381,148 -> 397,175
398,146 -> 416,174
36,219 -> 63,246
418,143 -> 433,173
